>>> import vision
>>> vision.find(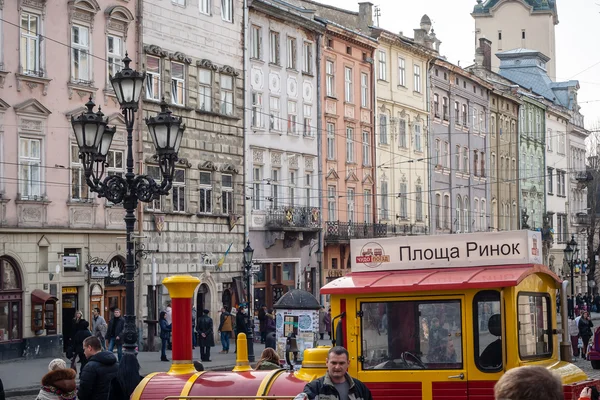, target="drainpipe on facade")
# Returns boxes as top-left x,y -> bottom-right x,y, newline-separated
371,48 -> 377,232
517,104 -> 522,229
243,0 -> 250,281
135,0 -> 146,339
425,58 -> 434,234
314,32 -> 323,302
